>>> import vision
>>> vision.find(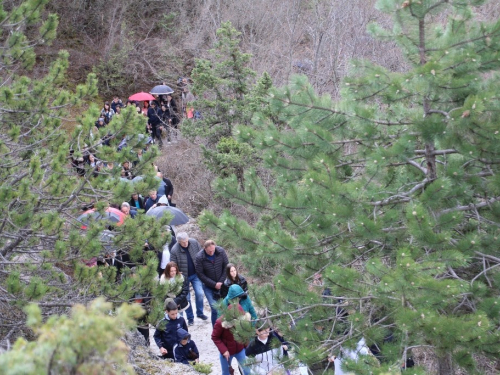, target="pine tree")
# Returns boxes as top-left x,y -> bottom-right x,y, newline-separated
183,22 -> 272,189
0,0 -> 167,345
0,298 -> 142,374
200,1 -> 500,373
